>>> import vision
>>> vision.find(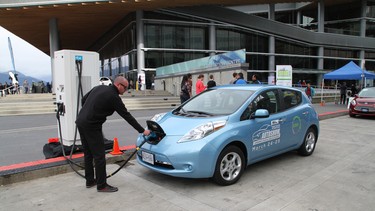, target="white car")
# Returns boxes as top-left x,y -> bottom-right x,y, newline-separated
99,77 -> 112,86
